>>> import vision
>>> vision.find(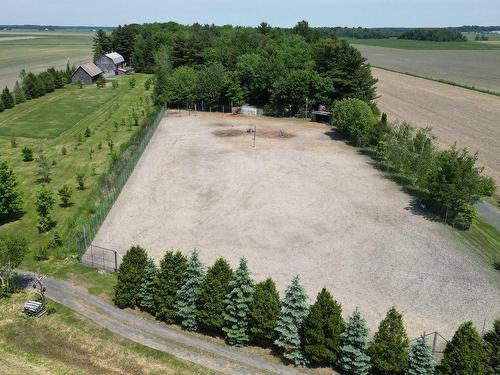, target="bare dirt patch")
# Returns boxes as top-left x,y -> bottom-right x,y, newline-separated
257,129 -> 295,139
373,67 -> 500,185
213,128 -> 245,137
93,112 -> 500,338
